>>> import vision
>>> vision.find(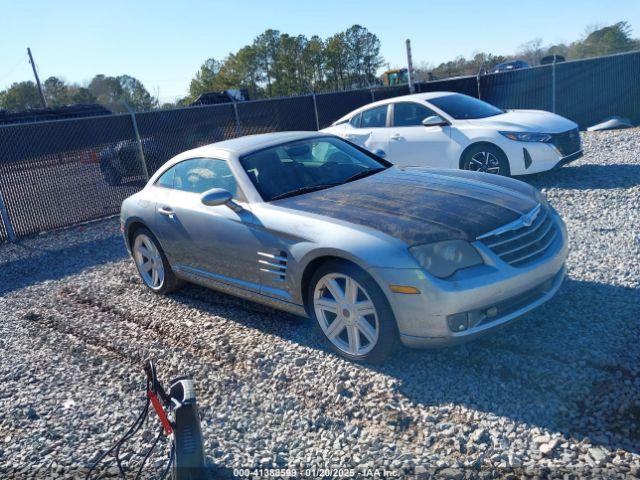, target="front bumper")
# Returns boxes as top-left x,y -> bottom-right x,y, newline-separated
504,141 -> 583,175
399,266 -> 565,348
368,212 -> 568,348
553,149 -> 583,169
